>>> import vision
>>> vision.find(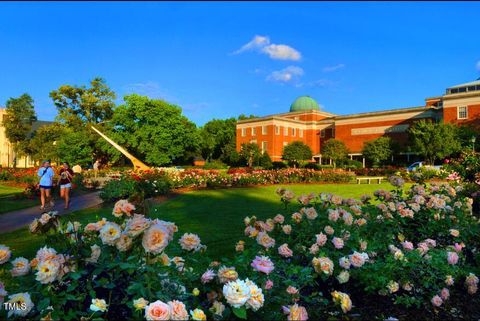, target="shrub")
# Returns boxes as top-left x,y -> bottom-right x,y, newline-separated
203,160 -> 229,170
99,176 -> 137,202
272,161 -> 288,169
1,180 -> 479,320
